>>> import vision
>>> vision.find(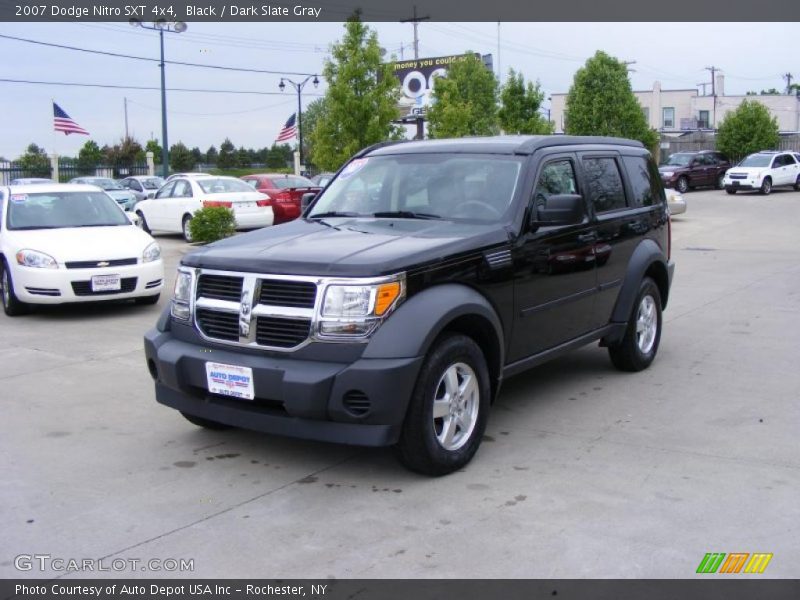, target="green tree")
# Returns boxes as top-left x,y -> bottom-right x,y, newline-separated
17,143 -> 50,174
498,69 -> 553,135
104,137 -> 144,169
191,146 -> 204,165
77,139 -> 103,171
427,54 -> 499,138
310,13 -> 402,171
716,100 -> 780,163
206,145 -> 219,165
565,51 -> 658,150
217,138 -> 236,169
170,142 -> 196,171
236,146 -> 251,168
301,97 -> 328,168
266,143 -> 293,169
